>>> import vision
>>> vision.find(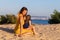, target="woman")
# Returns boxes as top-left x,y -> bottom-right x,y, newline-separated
14,7 -> 36,37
